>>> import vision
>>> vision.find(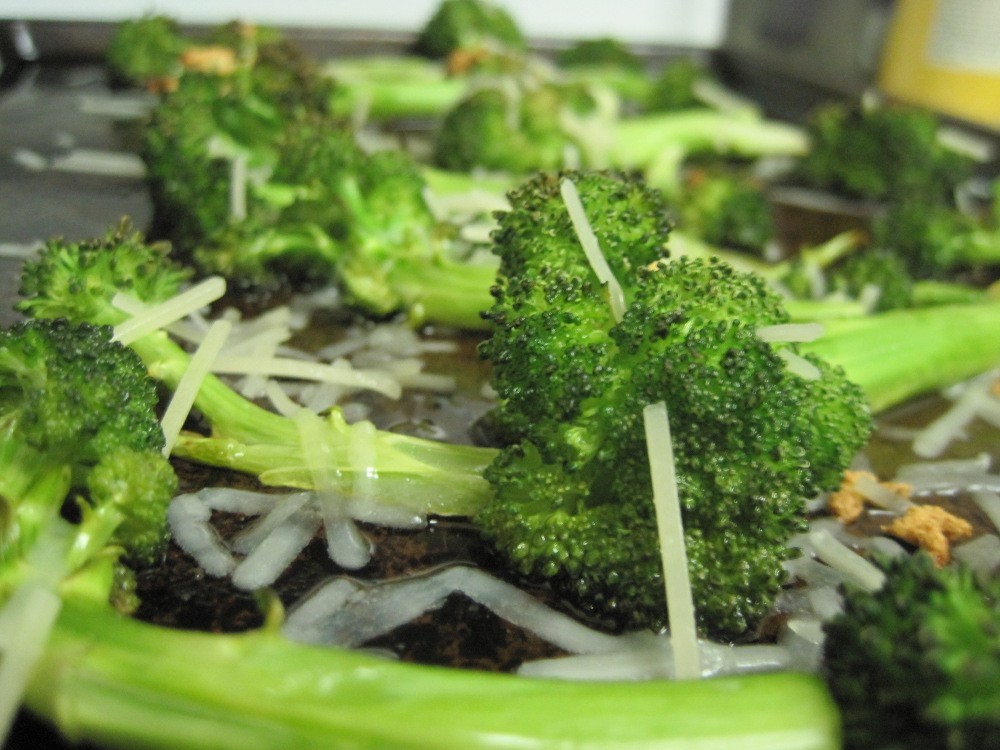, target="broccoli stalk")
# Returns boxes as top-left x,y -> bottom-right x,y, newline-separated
21,593 -> 841,750
801,300 -> 1000,413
